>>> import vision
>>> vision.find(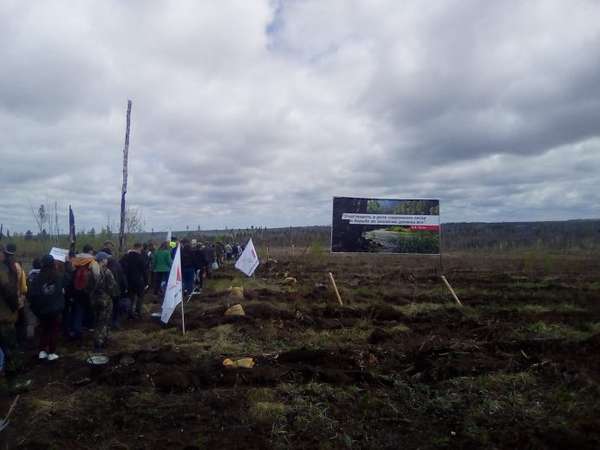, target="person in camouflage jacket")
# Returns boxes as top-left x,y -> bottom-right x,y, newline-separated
92,252 -> 119,352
